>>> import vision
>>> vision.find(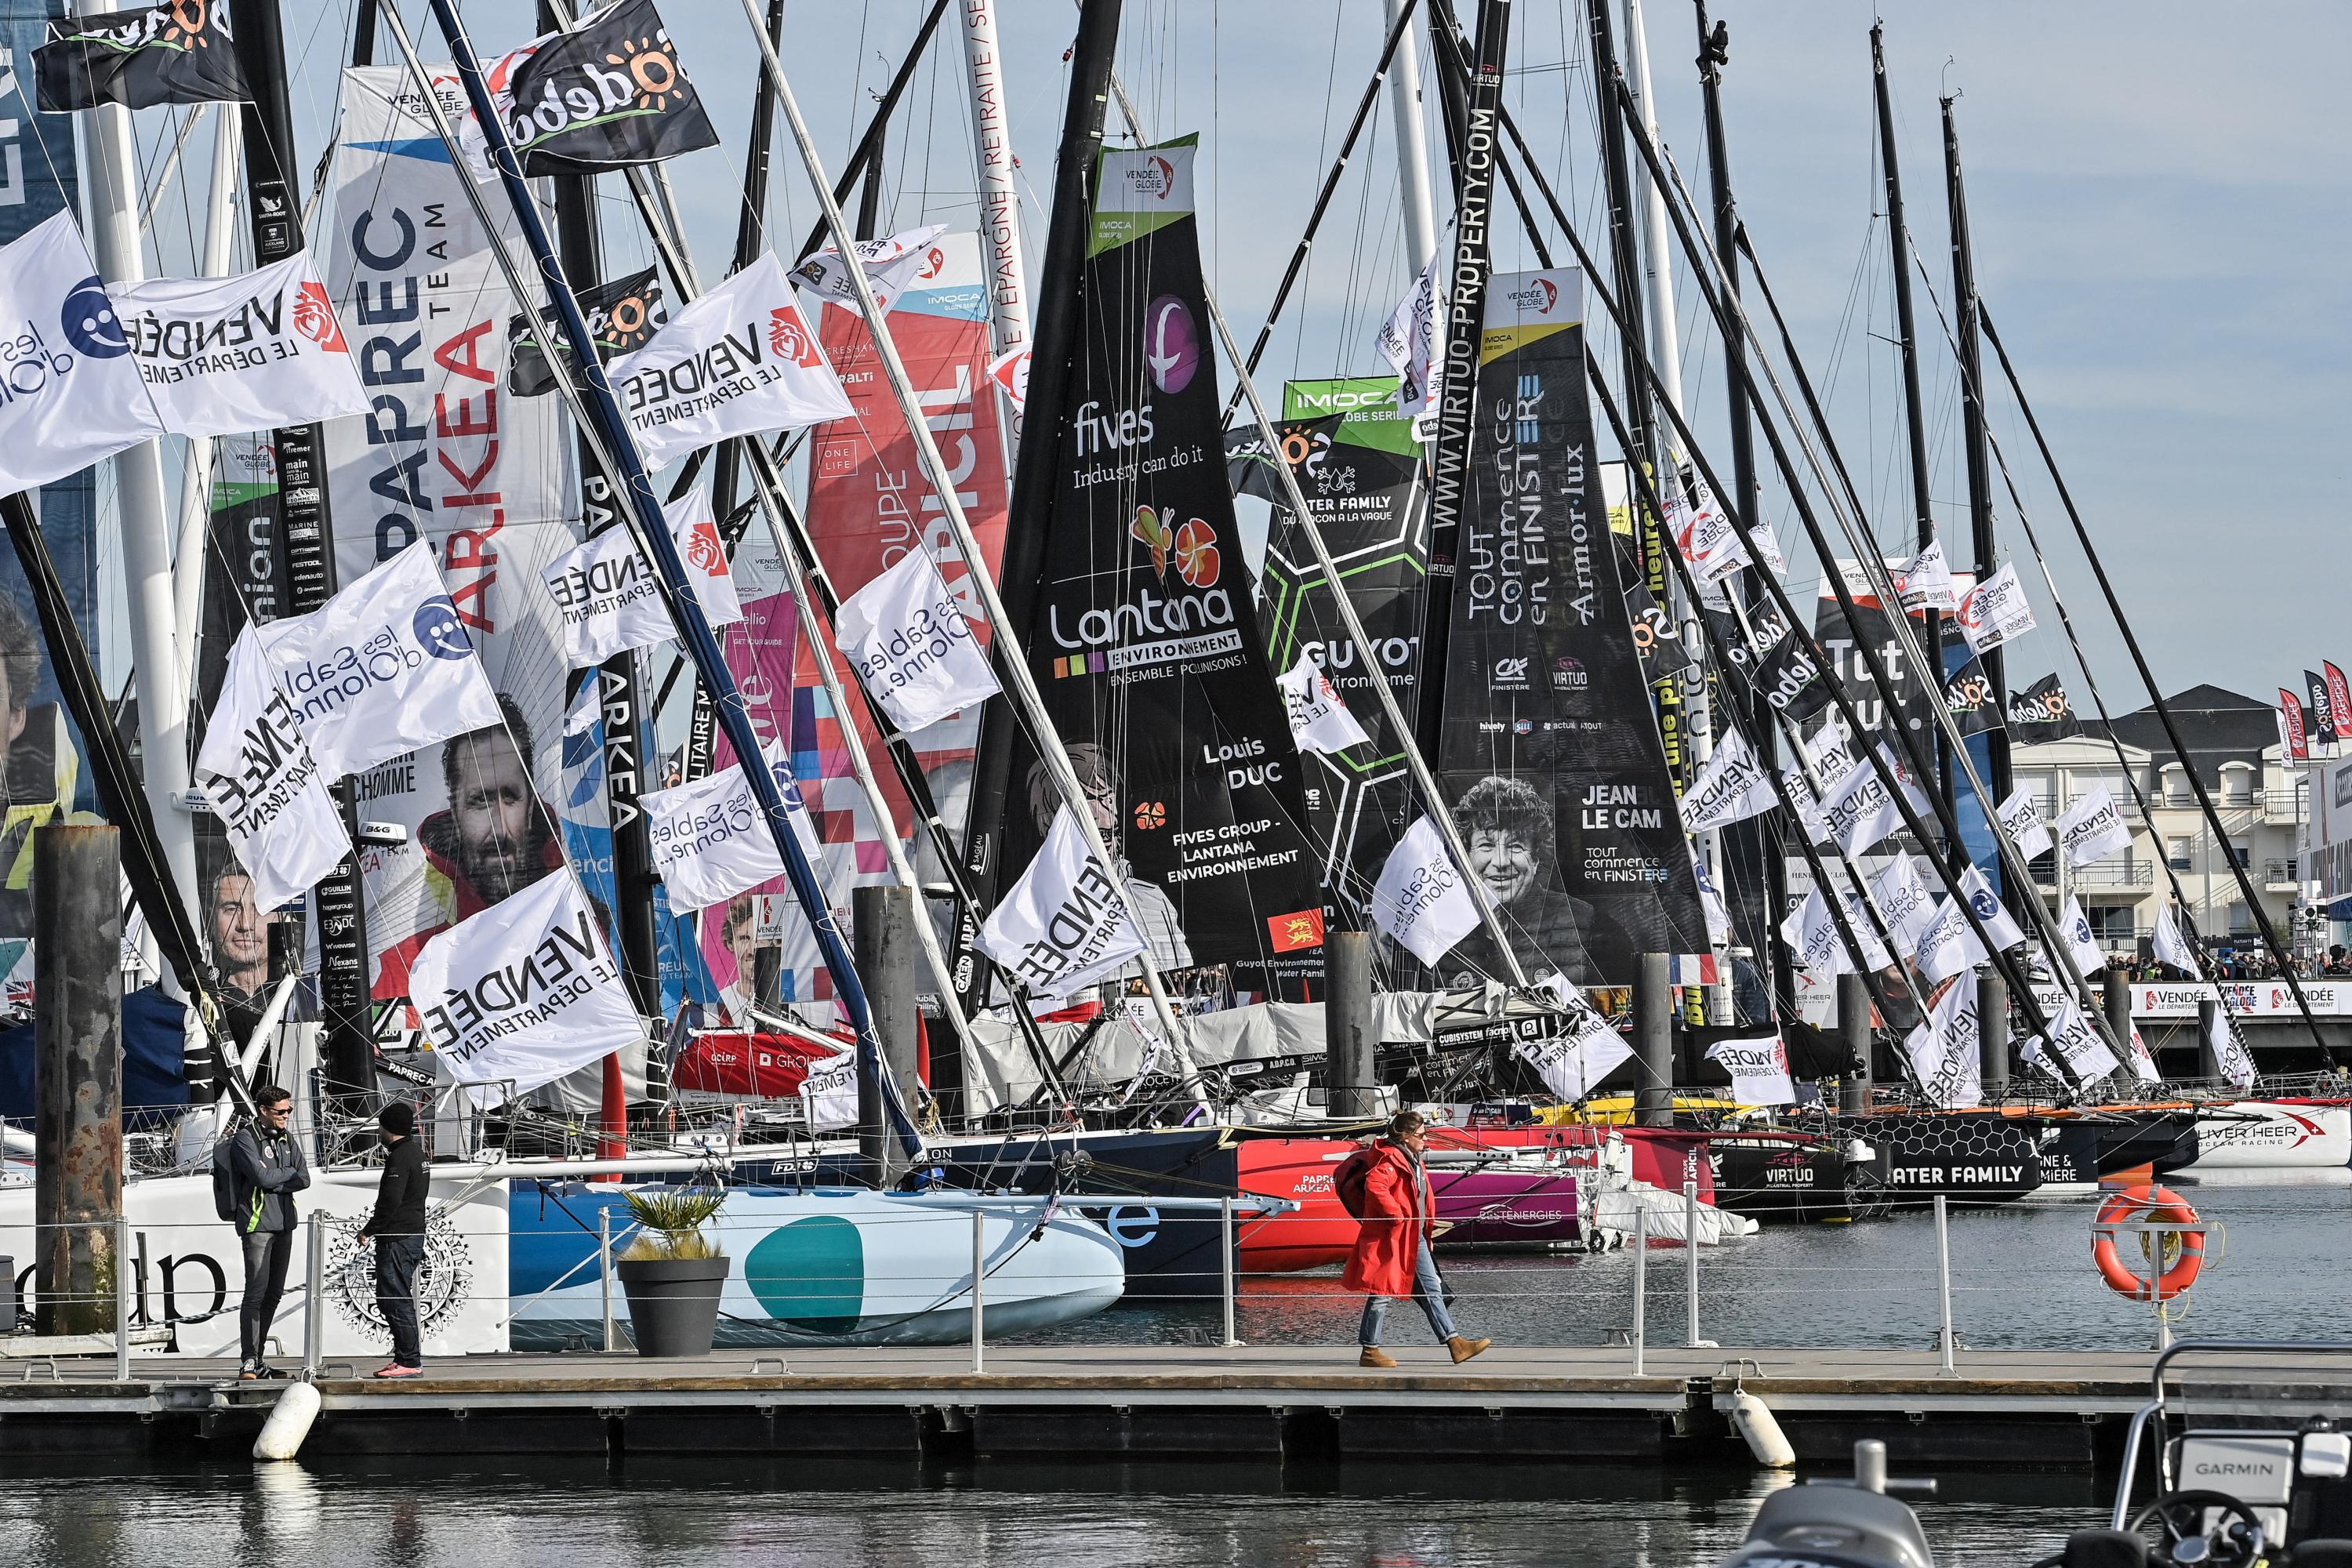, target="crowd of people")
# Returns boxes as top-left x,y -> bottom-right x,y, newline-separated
2111,944 -> 2352,983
